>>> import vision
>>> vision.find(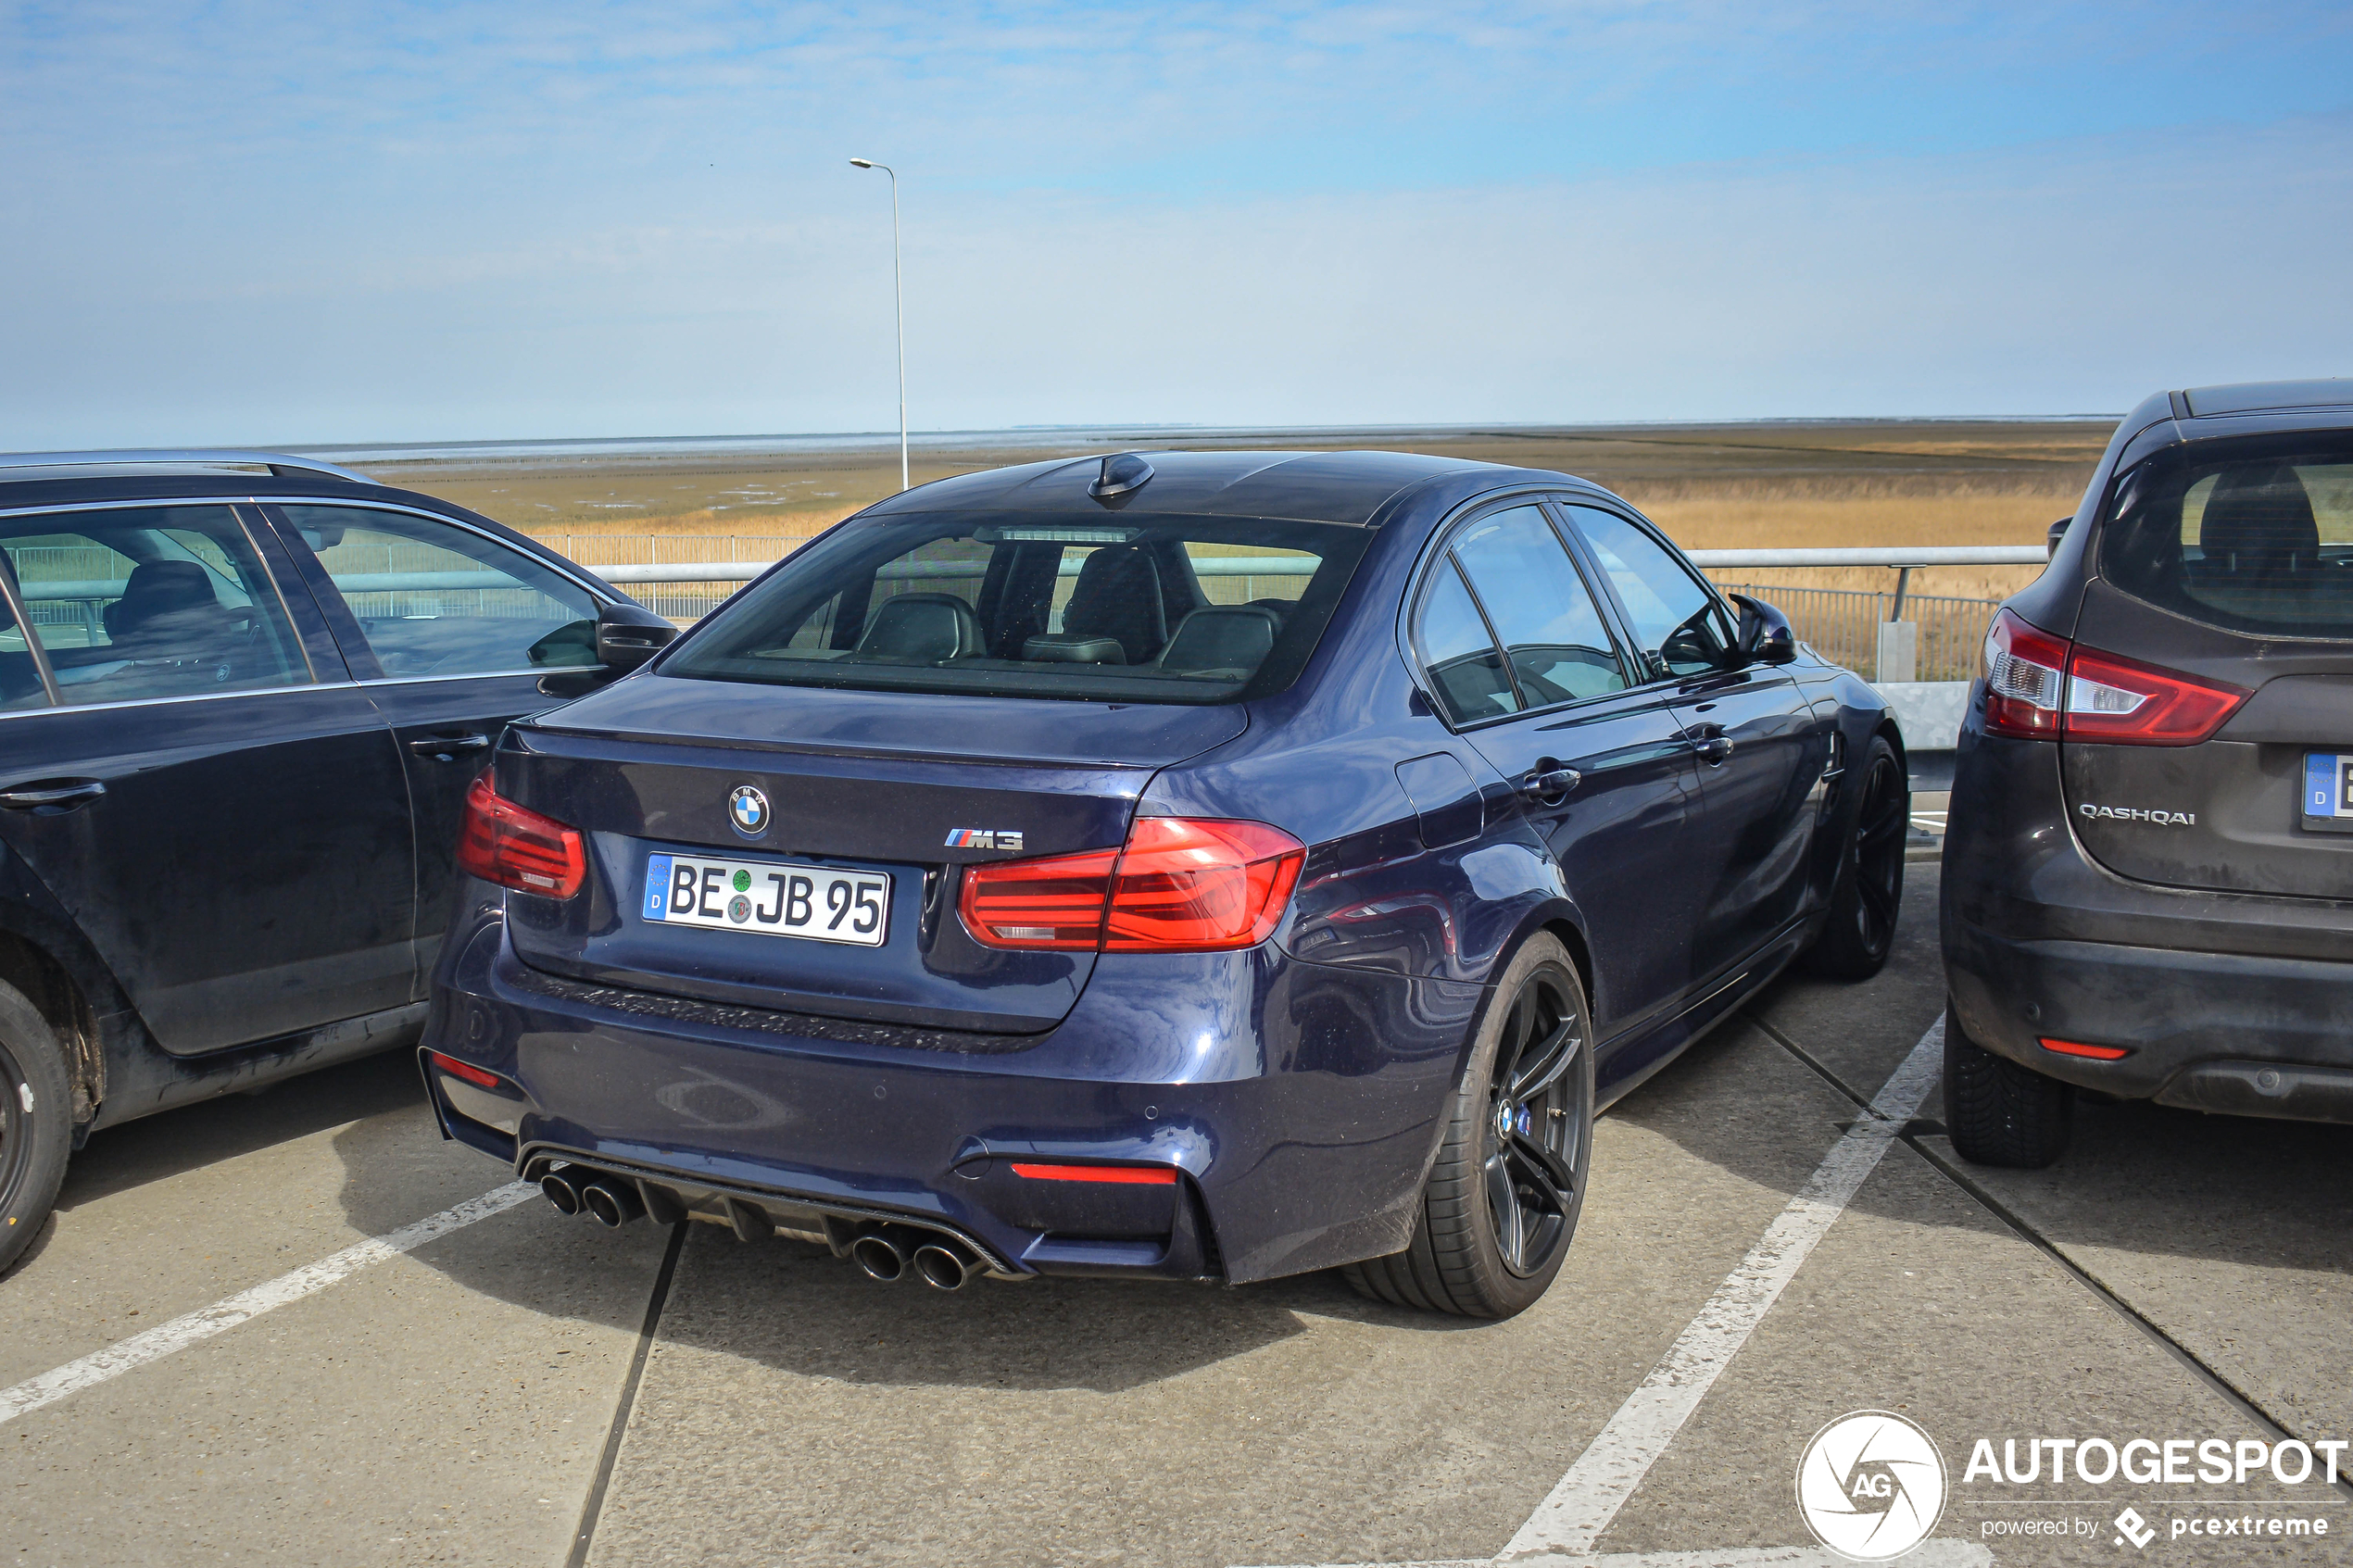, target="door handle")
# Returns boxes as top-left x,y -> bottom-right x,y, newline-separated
1692,734 -> 1735,765
1517,765 -> 1581,805
409,732 -> 492,759
0,780 -> 107,811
